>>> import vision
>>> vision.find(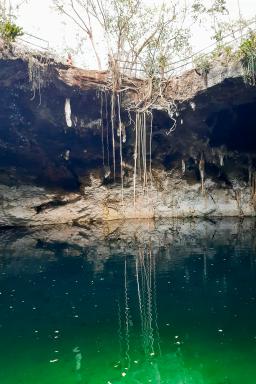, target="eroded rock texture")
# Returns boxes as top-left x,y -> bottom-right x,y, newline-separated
0,49 -> 256,226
